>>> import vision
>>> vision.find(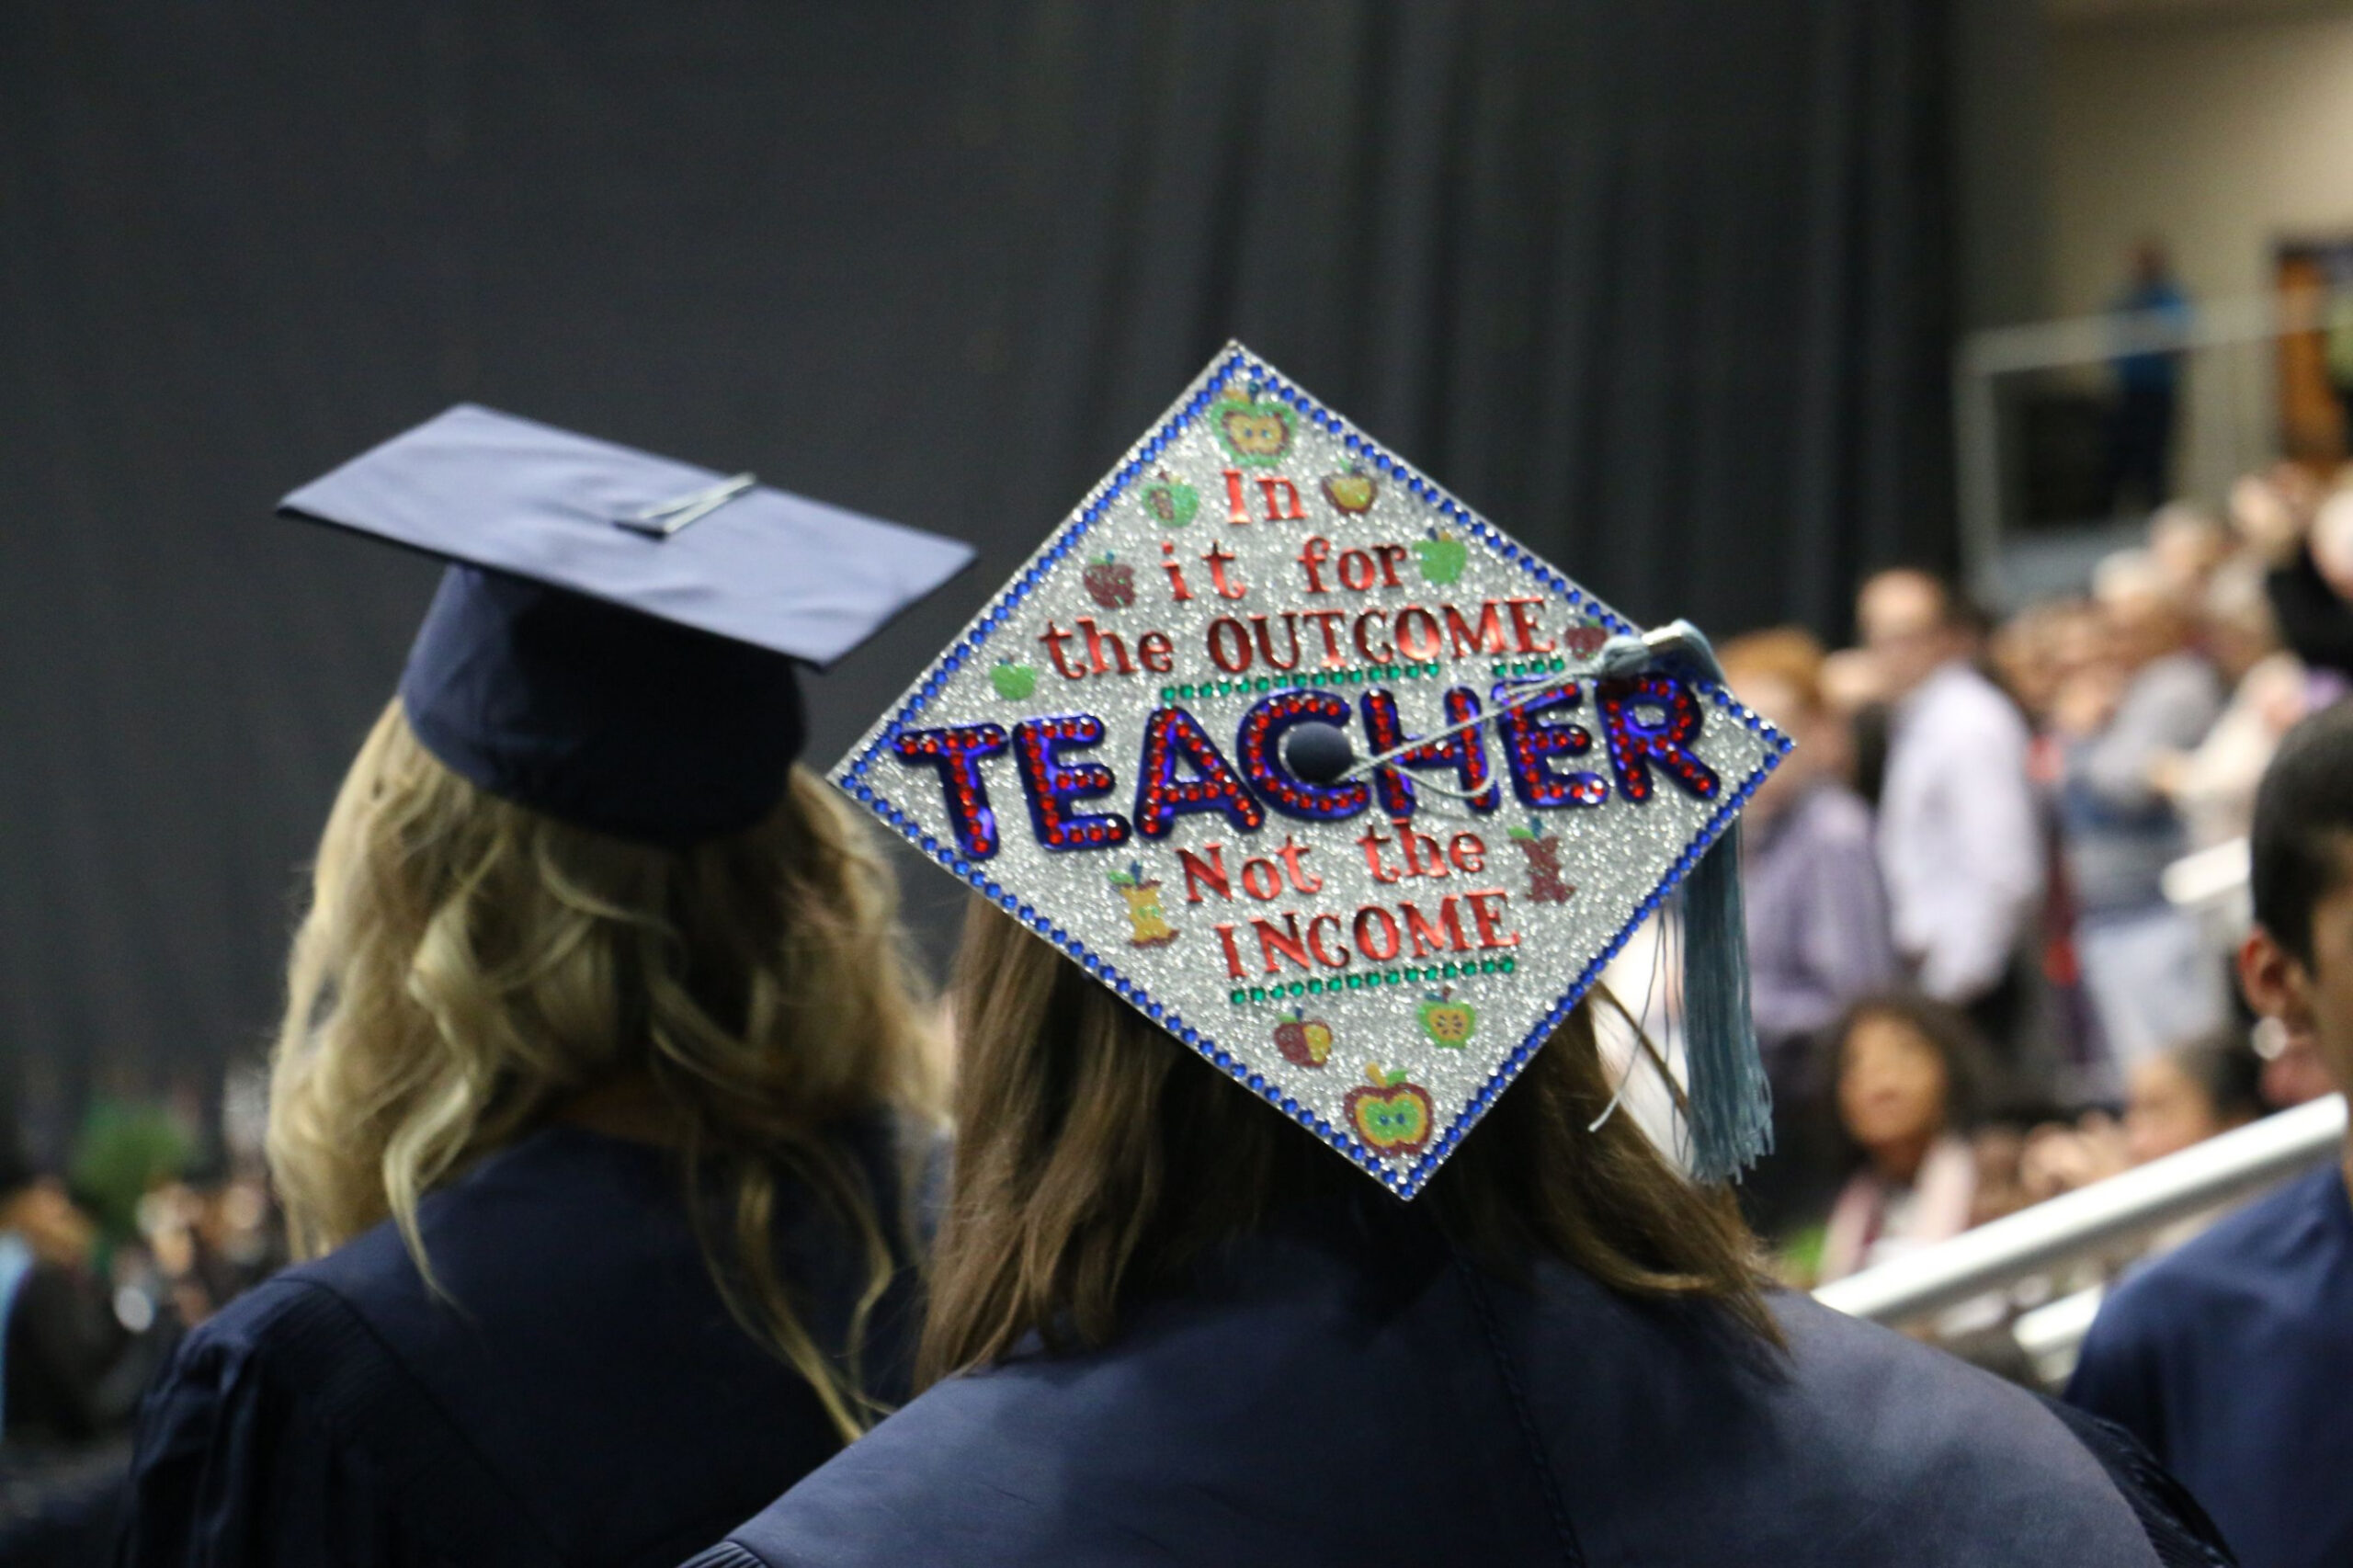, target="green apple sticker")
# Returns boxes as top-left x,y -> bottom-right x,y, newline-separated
990,657 -> 1037,701
1344,1063 -> 1435,1155
1417,988 -> 1477,1048
1211,386 -> 1296,467
1142,470 -> 1199,528
1414,529 -> 1468,585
